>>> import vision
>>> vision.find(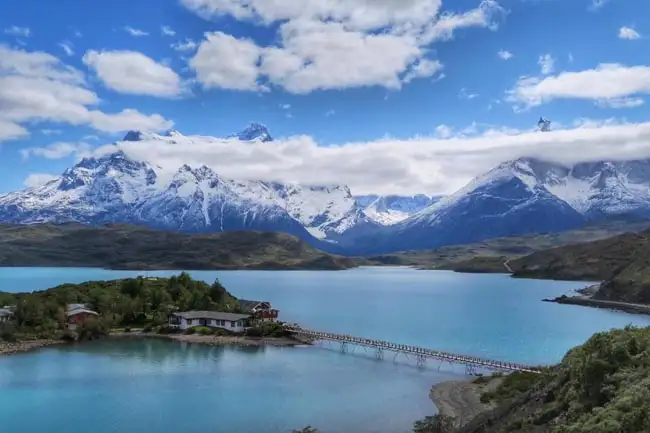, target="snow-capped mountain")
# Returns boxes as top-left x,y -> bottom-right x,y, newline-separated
0,127 -> 363,252
352,157 -> 650,254
227,123 -> 273,142
354,194 -> 442,225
